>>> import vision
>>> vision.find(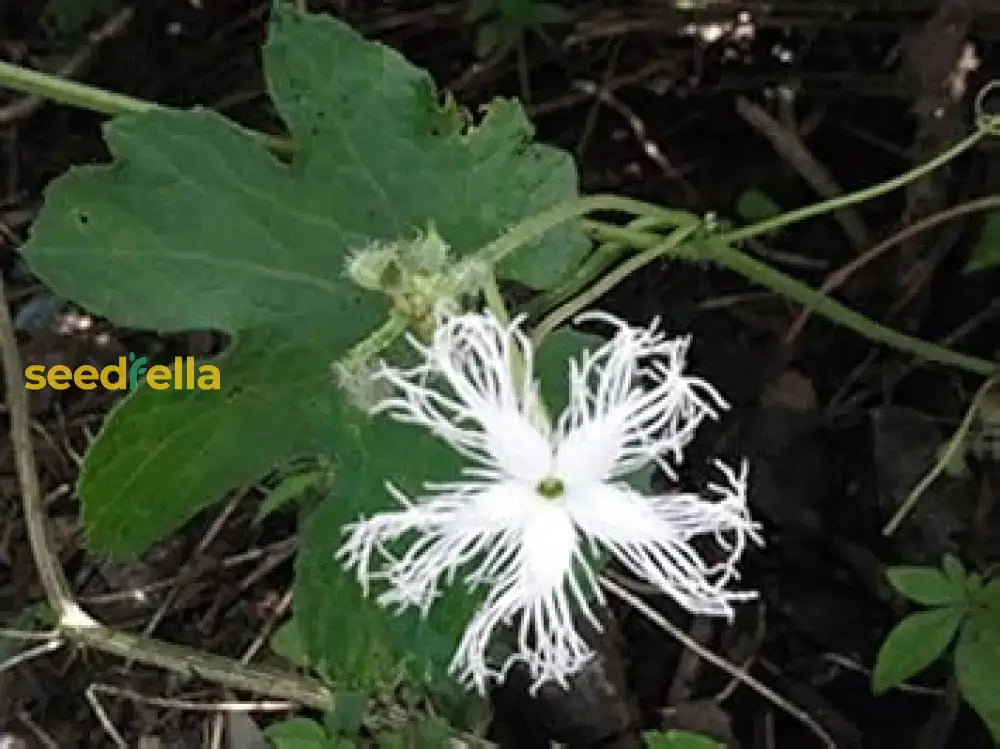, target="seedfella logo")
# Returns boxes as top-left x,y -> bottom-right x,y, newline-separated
25,353 -> 221,392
